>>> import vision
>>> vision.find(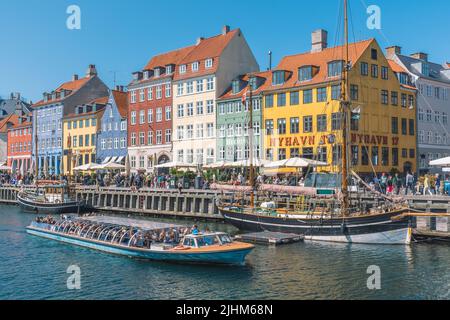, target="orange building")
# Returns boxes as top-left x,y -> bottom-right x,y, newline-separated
5,114 -> 33,173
